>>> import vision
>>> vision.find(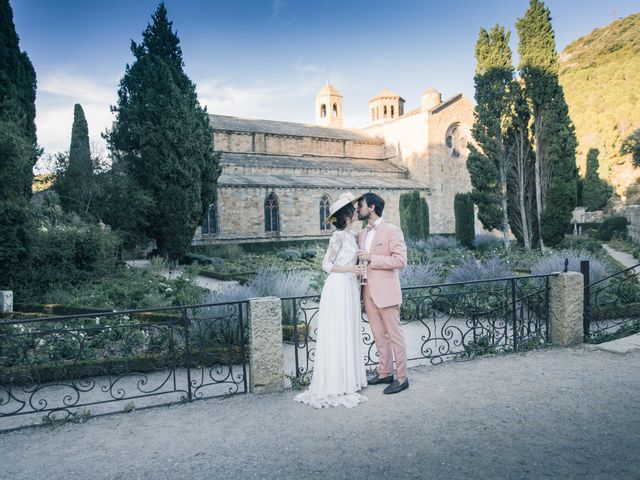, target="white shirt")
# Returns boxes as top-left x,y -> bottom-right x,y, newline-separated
364,218 -> 383,252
